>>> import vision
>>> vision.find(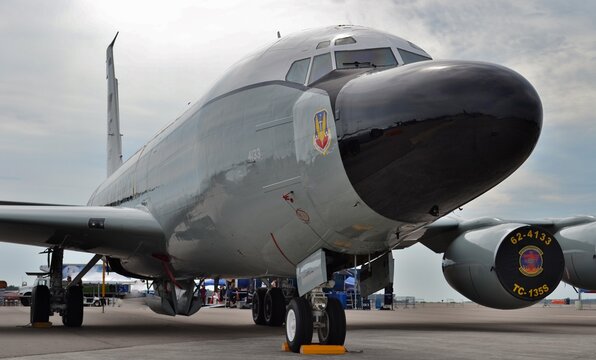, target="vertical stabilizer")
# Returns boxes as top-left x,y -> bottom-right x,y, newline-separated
106,32 -> 123,177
